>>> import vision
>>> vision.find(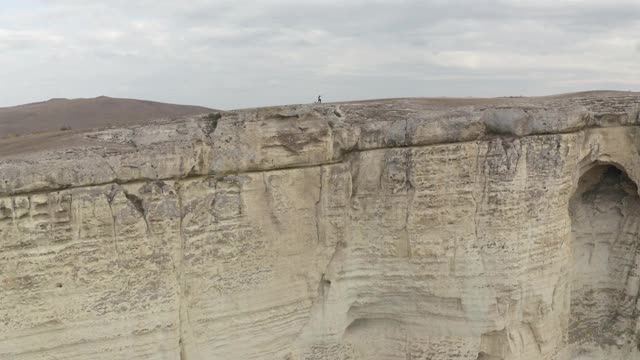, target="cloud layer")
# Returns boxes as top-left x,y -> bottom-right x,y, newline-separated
1,0 -> 639,109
